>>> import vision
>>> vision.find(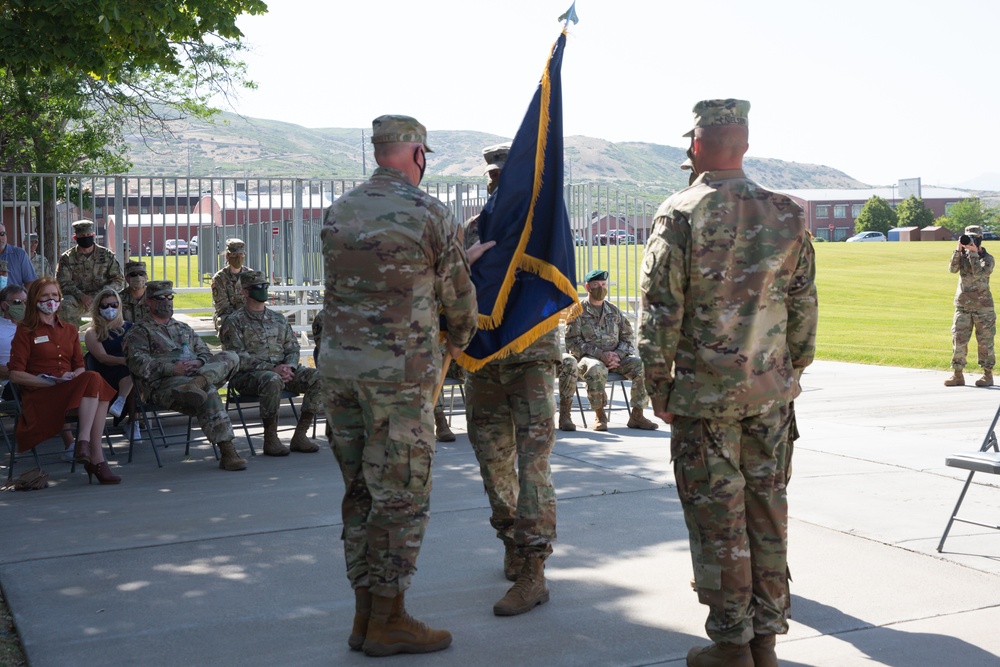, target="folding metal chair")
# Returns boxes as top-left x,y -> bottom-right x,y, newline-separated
440,377 -> 466,426
224,382 -> 300,456
938,402 -> 1000,552
574,372 -> 630,427
127,377 -> 196,467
